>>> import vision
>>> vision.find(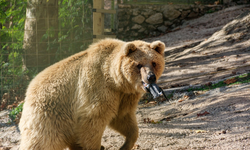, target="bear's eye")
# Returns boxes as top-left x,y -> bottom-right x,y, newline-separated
152,62 -> 156,67
137,64 -> 143,69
